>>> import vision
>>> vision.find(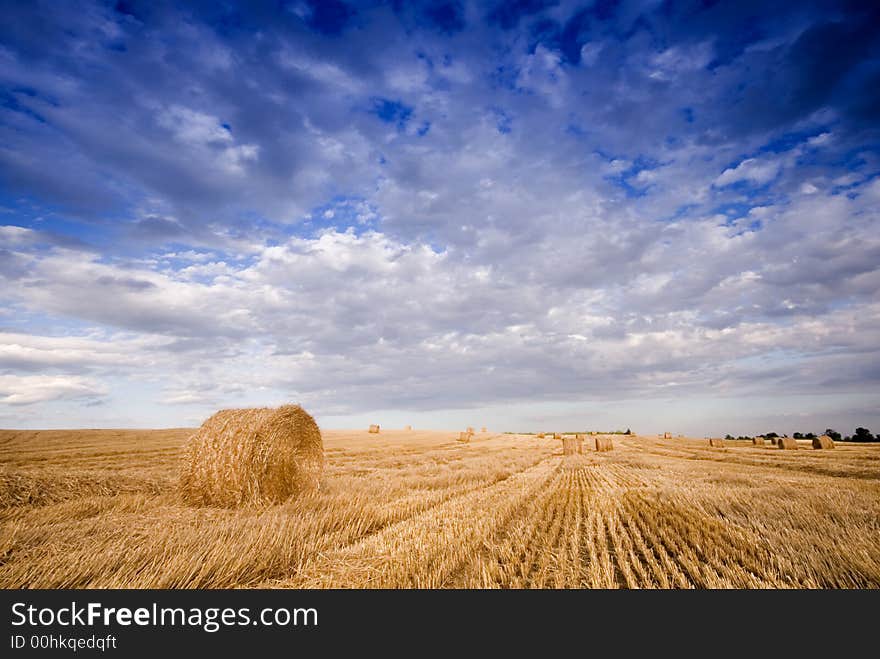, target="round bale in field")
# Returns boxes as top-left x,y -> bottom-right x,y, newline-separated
777,437 -> 798,450
180,405 -> 323,507
595,436 -> 613,452
813,434 -> 835,449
